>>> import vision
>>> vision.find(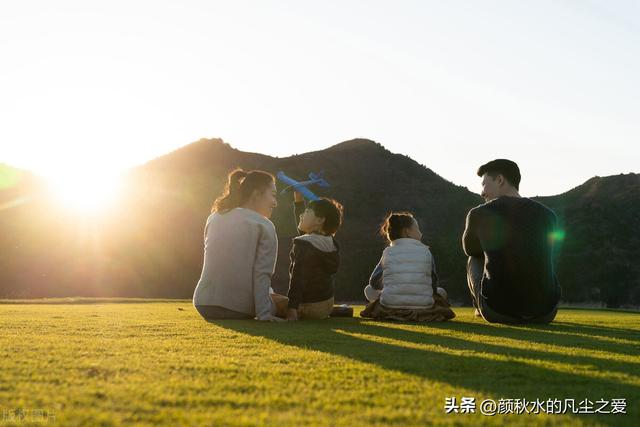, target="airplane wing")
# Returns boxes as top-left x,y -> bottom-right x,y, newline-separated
276,171 -> 299,188
276,171 -> 320,201
308,171 -> 330,187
